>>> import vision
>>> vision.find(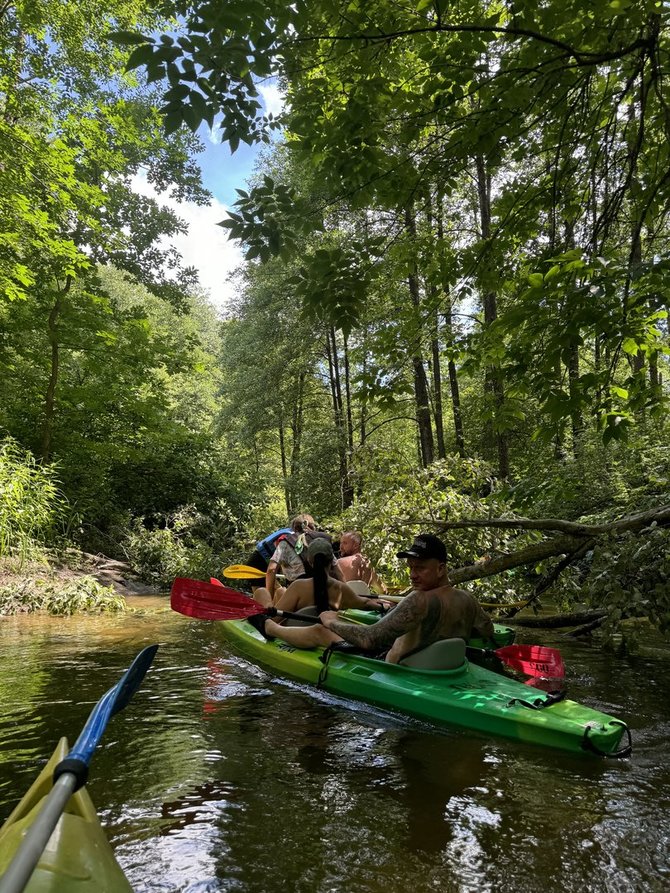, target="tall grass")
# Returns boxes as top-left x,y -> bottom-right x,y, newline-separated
0,438 -> 65,562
